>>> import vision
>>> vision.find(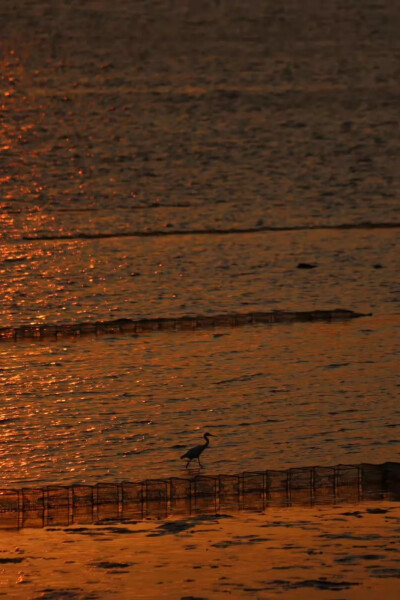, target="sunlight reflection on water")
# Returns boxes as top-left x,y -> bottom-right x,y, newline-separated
1,316 -> 399,486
